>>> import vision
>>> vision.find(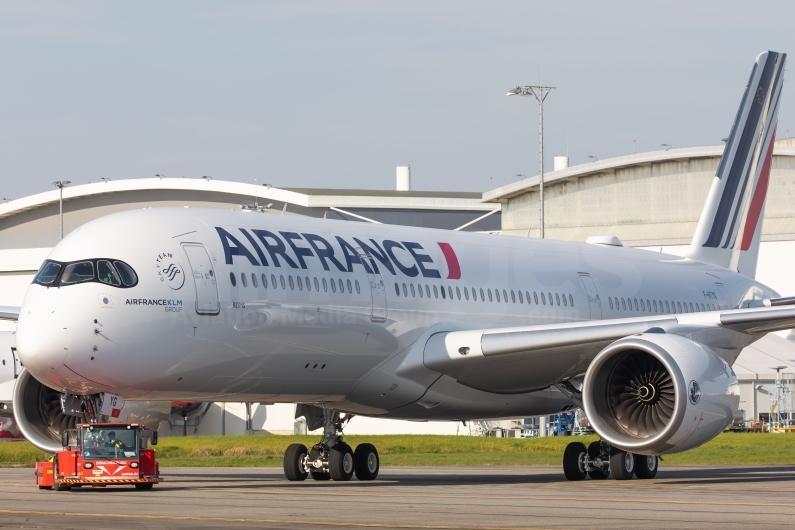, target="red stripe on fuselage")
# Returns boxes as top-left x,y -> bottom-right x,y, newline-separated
437,242 -> 461,280
740,126 -> 776,251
